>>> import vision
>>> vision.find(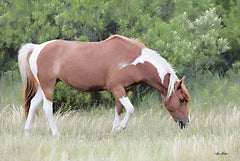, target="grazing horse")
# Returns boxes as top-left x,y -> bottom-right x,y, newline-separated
18,35 -> 190,136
